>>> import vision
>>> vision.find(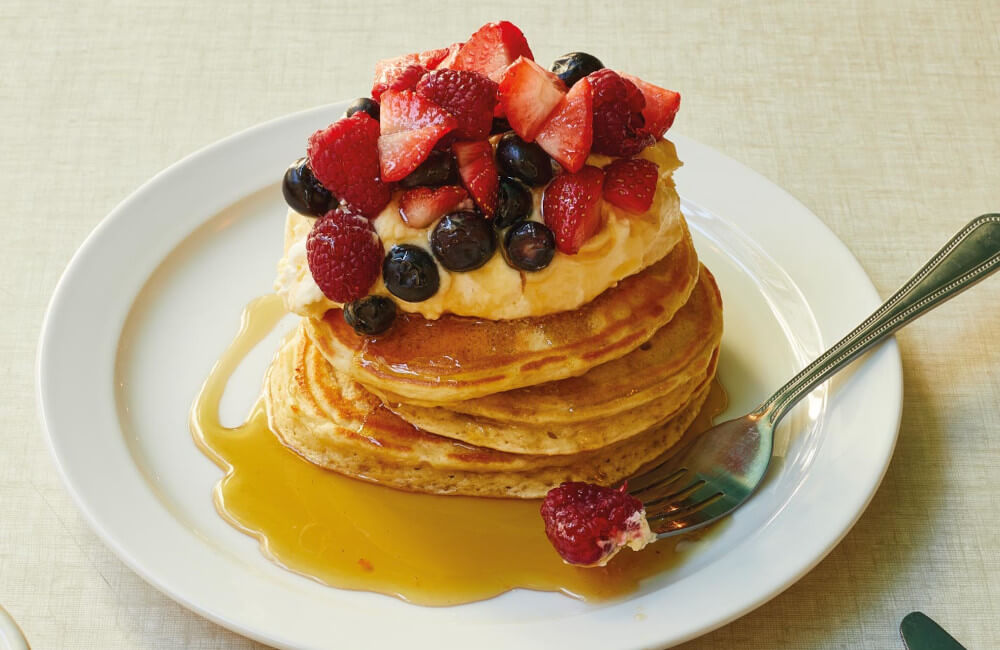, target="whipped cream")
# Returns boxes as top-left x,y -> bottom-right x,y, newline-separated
276,139 -> 684,320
